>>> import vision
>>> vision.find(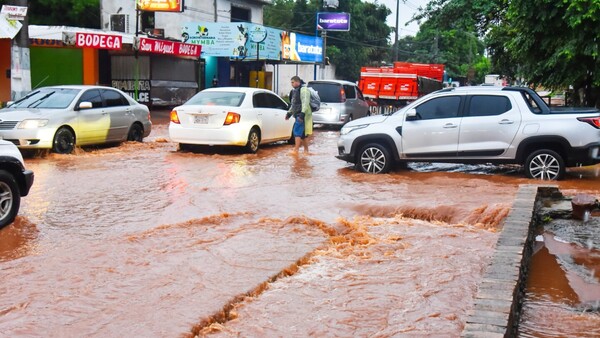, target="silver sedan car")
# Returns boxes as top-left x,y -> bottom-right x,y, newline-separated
0,85 -> 152,154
